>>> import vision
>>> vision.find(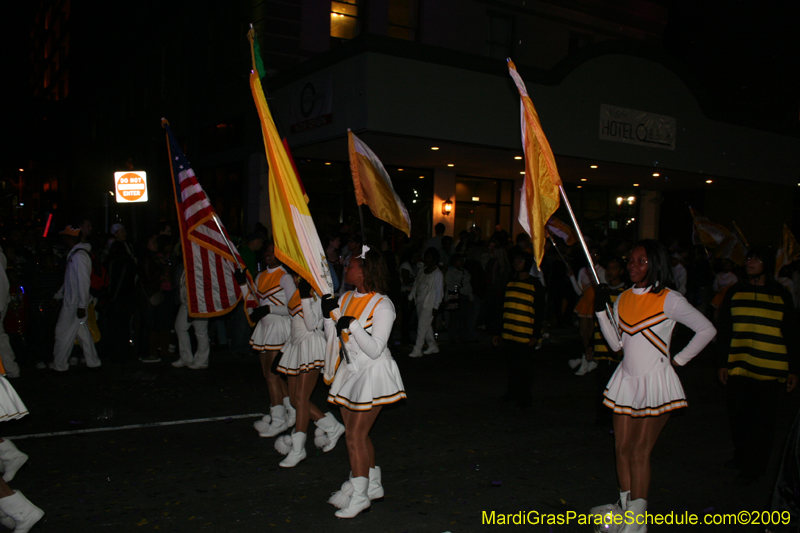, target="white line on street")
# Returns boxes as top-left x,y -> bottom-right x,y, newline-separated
5,413 -> 266,440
